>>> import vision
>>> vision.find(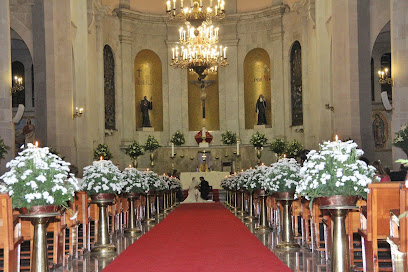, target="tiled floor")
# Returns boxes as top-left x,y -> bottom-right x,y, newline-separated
54,205 -> 328,272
